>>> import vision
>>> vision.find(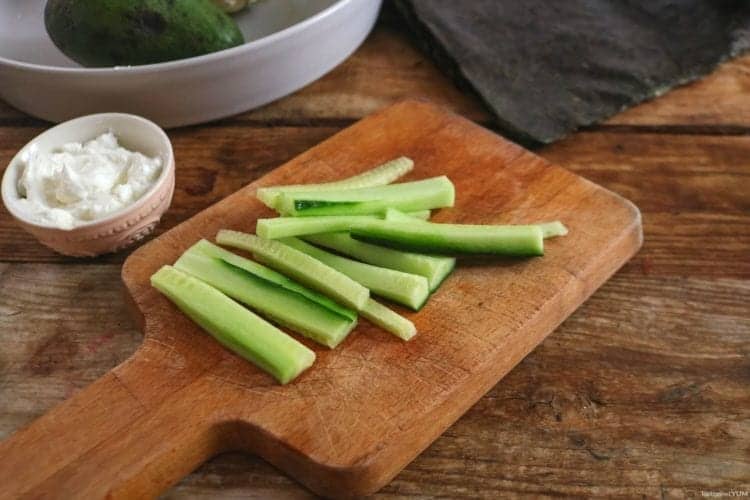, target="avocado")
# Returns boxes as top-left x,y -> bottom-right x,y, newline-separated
45,0 -> 245,67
